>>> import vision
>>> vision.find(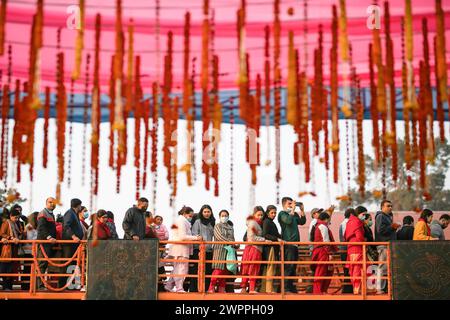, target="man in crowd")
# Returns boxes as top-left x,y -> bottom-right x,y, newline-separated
375,200 -> 400,294
278,197 -> 306,293
430,213 -> 449,241
396,216 -> 414,240
36,197 -> 58,290
61,198 -> 84,288
122,197 -> 149,240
